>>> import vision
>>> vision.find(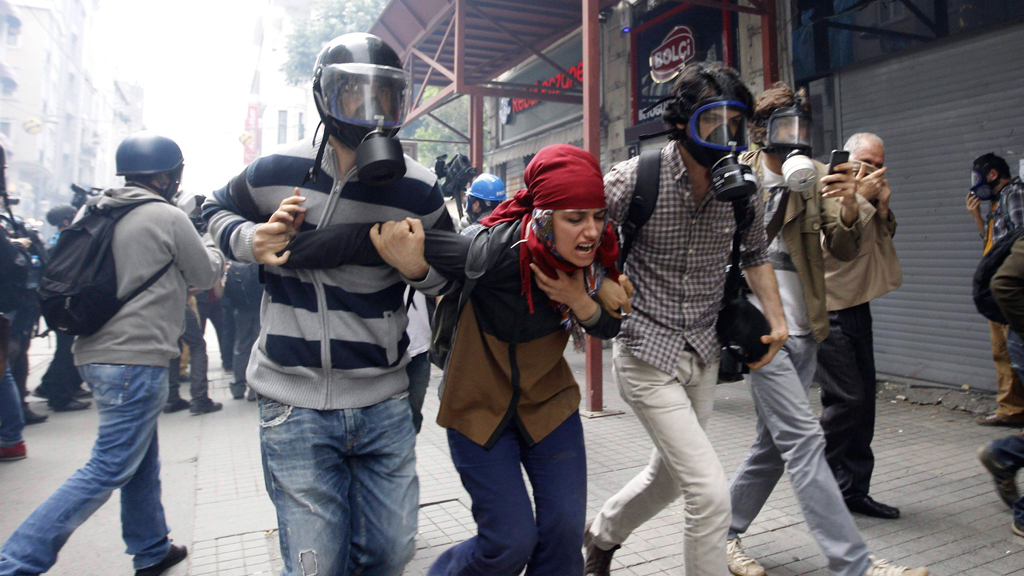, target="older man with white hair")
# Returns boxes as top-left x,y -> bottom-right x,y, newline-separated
817,132 -> 904,520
